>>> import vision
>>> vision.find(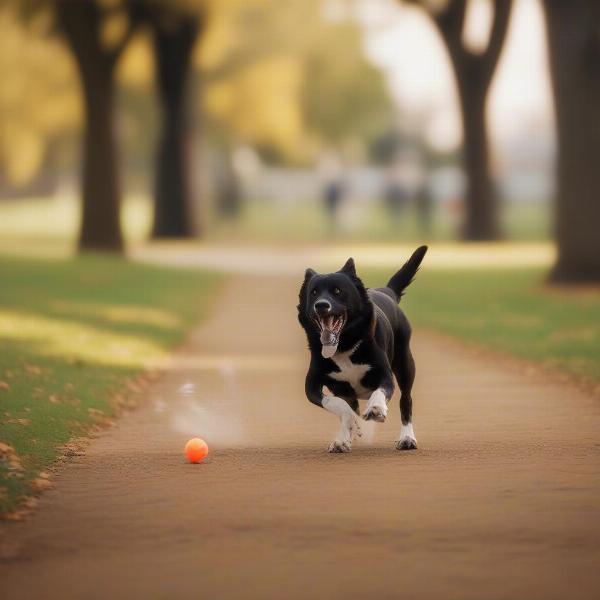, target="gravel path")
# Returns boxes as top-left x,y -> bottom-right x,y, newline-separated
2,273 -> 600,599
